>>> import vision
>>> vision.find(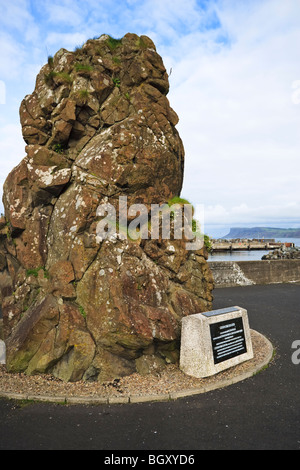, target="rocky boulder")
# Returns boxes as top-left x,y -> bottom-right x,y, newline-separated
262,245 -> 300,260
0,33 -> 214,382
